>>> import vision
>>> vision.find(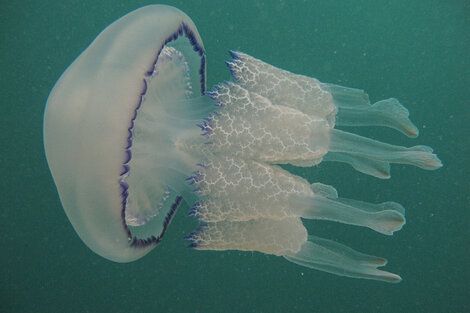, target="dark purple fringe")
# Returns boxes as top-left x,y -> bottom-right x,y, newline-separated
129,196 -> 183,247
120,21 -> 206,249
